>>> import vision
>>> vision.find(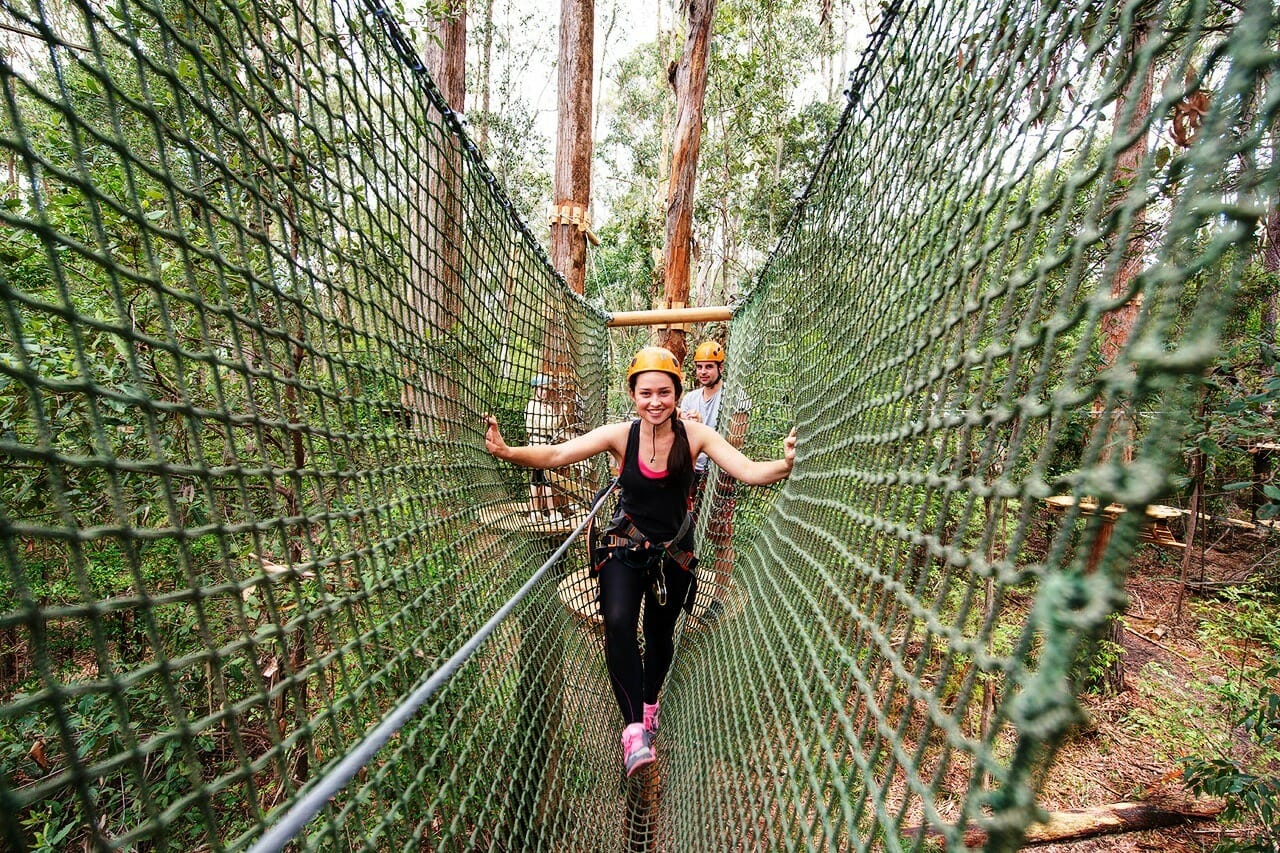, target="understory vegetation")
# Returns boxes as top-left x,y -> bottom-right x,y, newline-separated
2,0 -> 1278,850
